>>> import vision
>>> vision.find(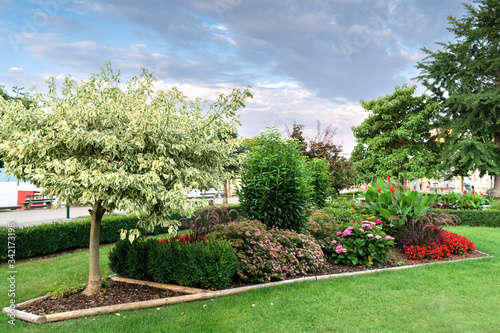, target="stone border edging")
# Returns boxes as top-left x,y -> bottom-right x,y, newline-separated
3,251 -> 492,324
